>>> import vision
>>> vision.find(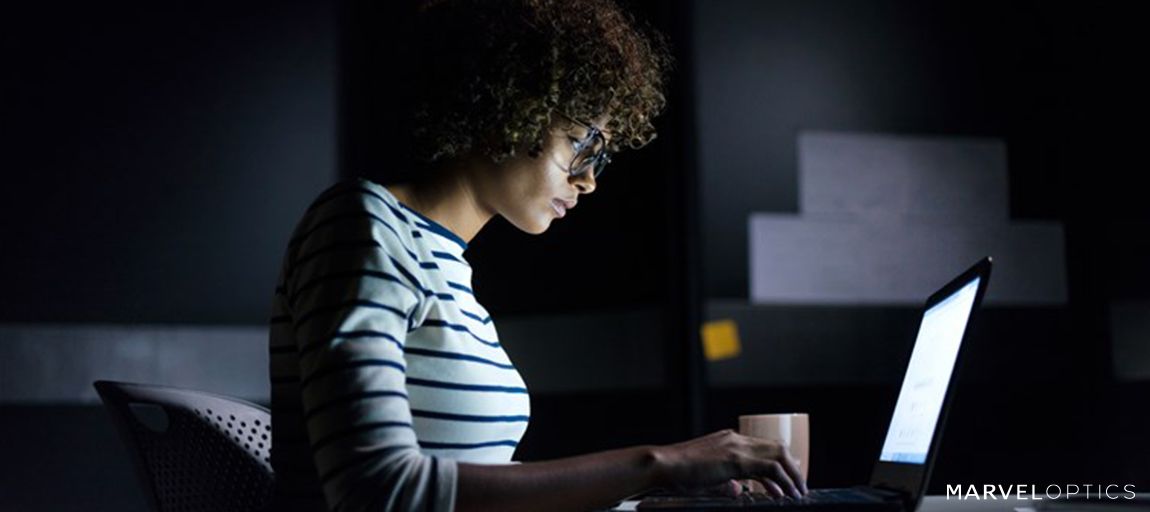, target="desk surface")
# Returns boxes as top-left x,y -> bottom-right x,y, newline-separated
608,494 -> 1146,512
918,496 -> 1034,512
